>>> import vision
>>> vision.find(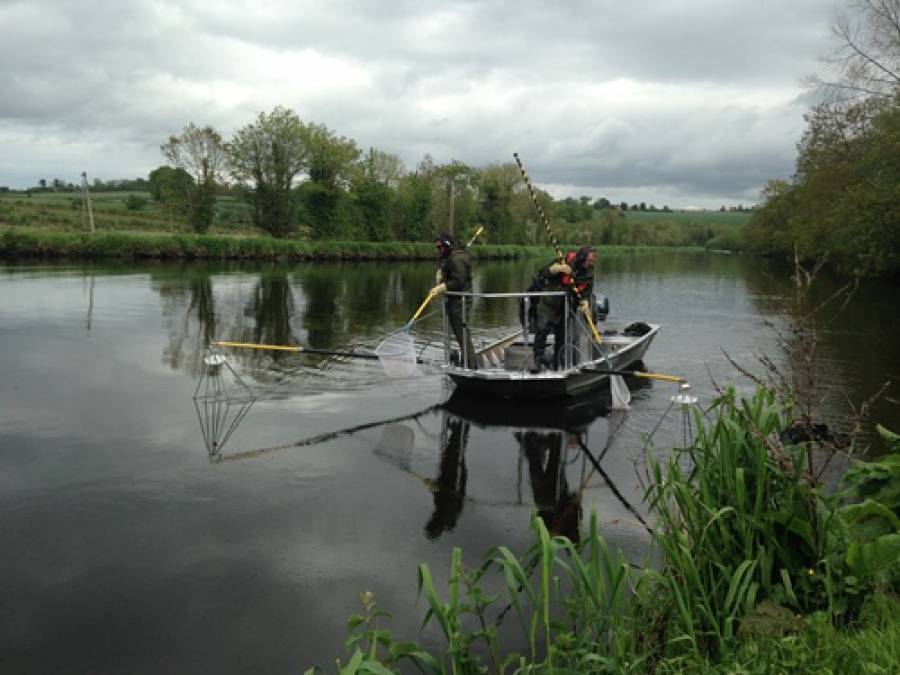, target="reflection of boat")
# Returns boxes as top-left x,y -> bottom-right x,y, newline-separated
440,291 -> 658,400
441,372 -> 652,431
